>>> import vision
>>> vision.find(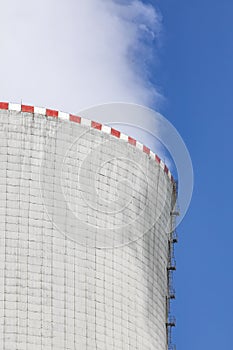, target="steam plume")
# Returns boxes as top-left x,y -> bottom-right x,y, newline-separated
0,0 -> 161,112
